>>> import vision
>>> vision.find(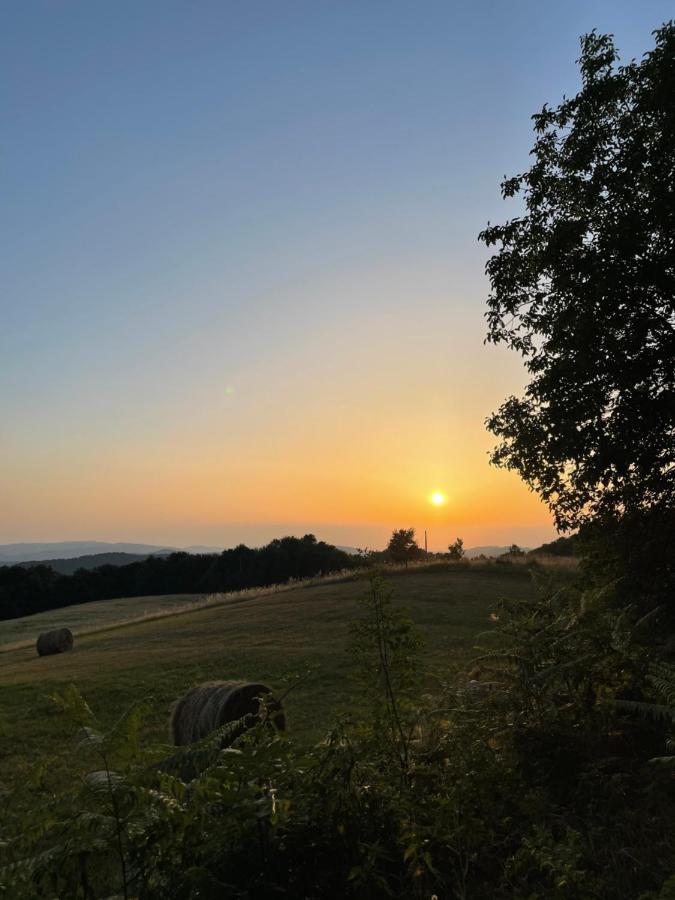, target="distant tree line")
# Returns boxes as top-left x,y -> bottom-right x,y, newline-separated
0,535 -> 357,621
